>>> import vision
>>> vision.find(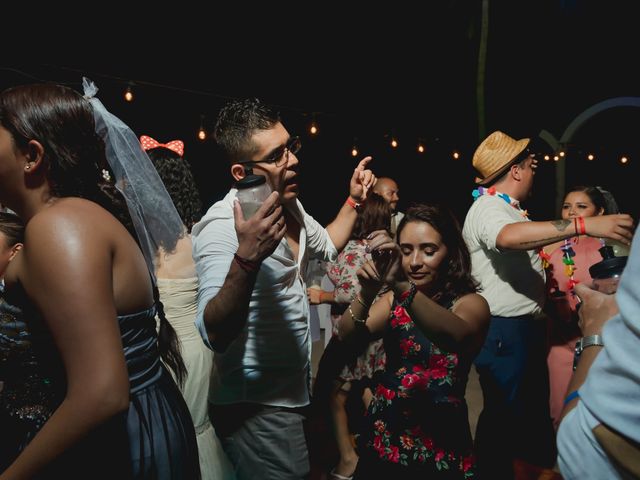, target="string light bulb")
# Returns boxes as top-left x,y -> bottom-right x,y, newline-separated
587,154 -> 595,161
351,138 -> 358,157
391,137 -> 398,148
309,114 -> 318,135
197,115 -> 207,141
124,83 -> 134,102
452,151 -> 460,160
620,156 -> 629,164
